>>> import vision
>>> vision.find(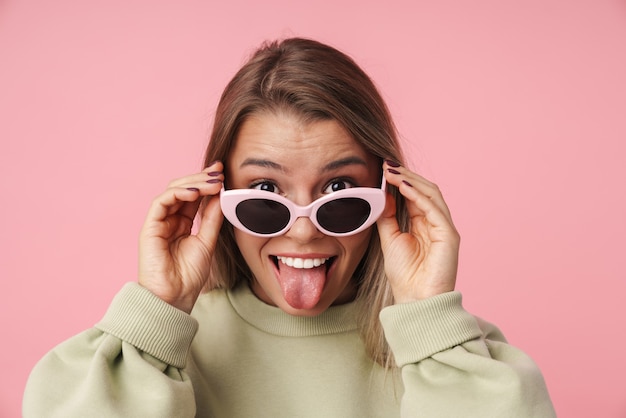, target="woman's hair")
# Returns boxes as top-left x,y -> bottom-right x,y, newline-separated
203,37 -> 409,367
